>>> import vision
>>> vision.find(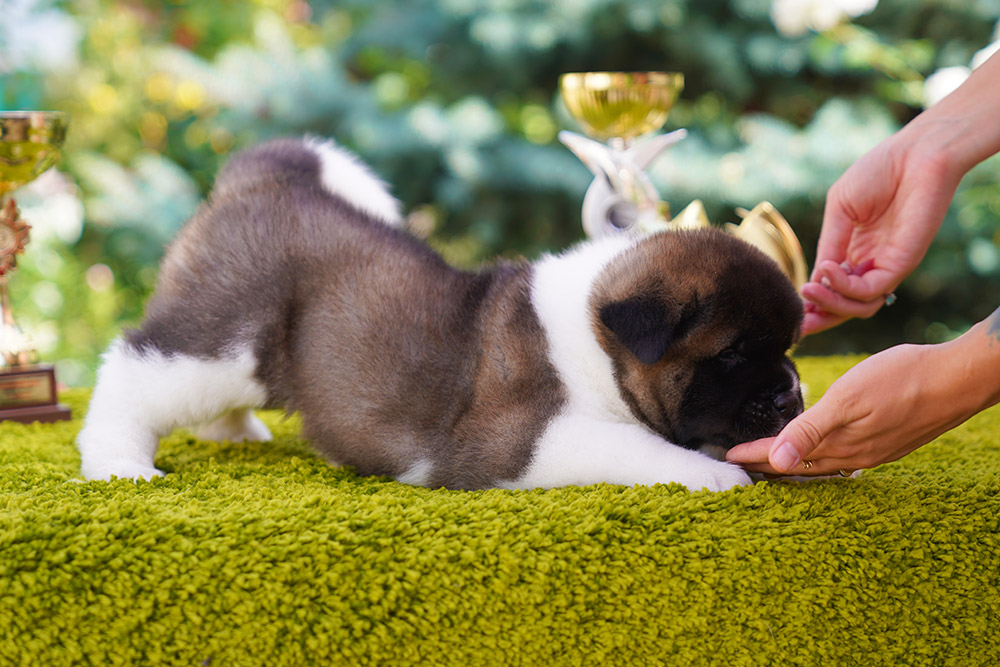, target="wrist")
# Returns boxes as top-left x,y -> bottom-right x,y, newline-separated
916,108 -> 1000,177
943,314 -> 1000,414
910,55 -> 1000,175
